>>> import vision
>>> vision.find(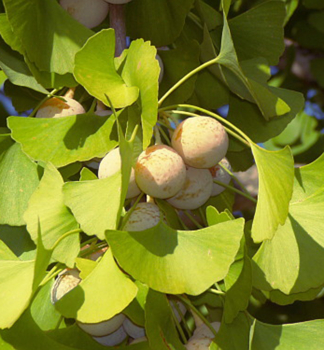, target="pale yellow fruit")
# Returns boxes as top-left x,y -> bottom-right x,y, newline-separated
123,318 -> 145,339
167,167 -> 213,210
209,158 -> 232,196
35,97 -> 85,119
185,322 -> 221,350
123,202 -> 161,231
78,313 -> 126,337
135,145 -> 186,199
60,0 -> 109,29
98,148 -> 141,199
92,326 -> 127,346
171,117 -> 229,169
51,269 -> 81,304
